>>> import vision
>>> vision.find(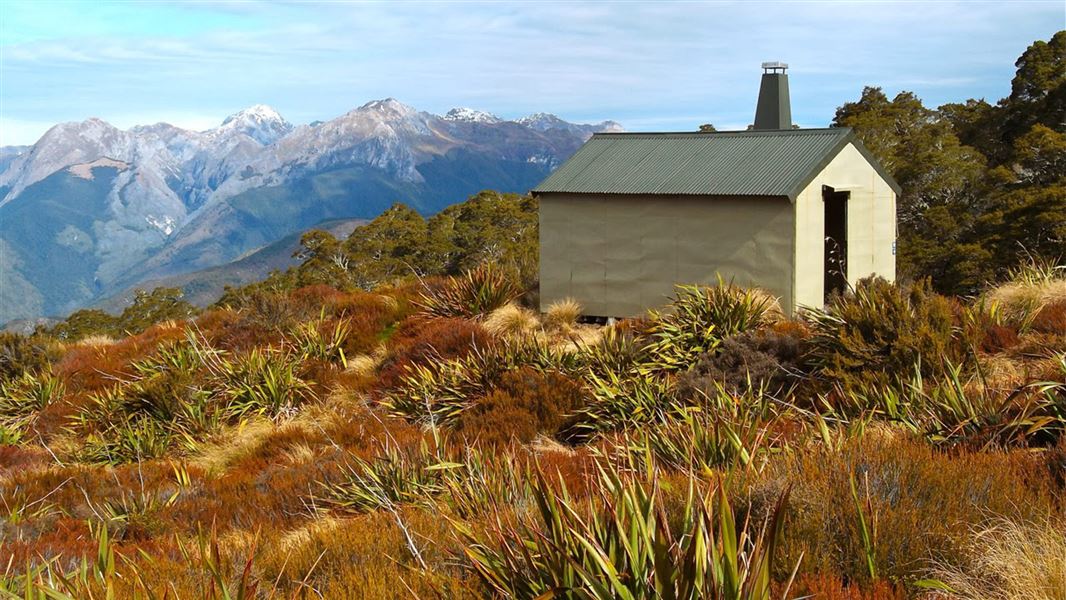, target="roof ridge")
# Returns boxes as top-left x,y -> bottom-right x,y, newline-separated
592,127 -> 849,138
